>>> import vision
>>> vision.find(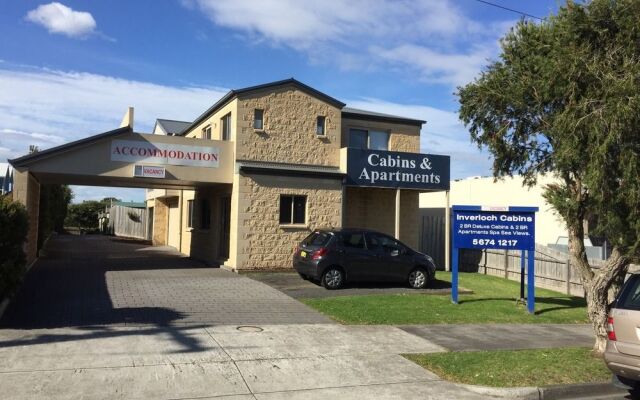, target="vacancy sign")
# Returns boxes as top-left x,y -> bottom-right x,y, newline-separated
111,140 -> 219,168
134,165 -> 165,178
